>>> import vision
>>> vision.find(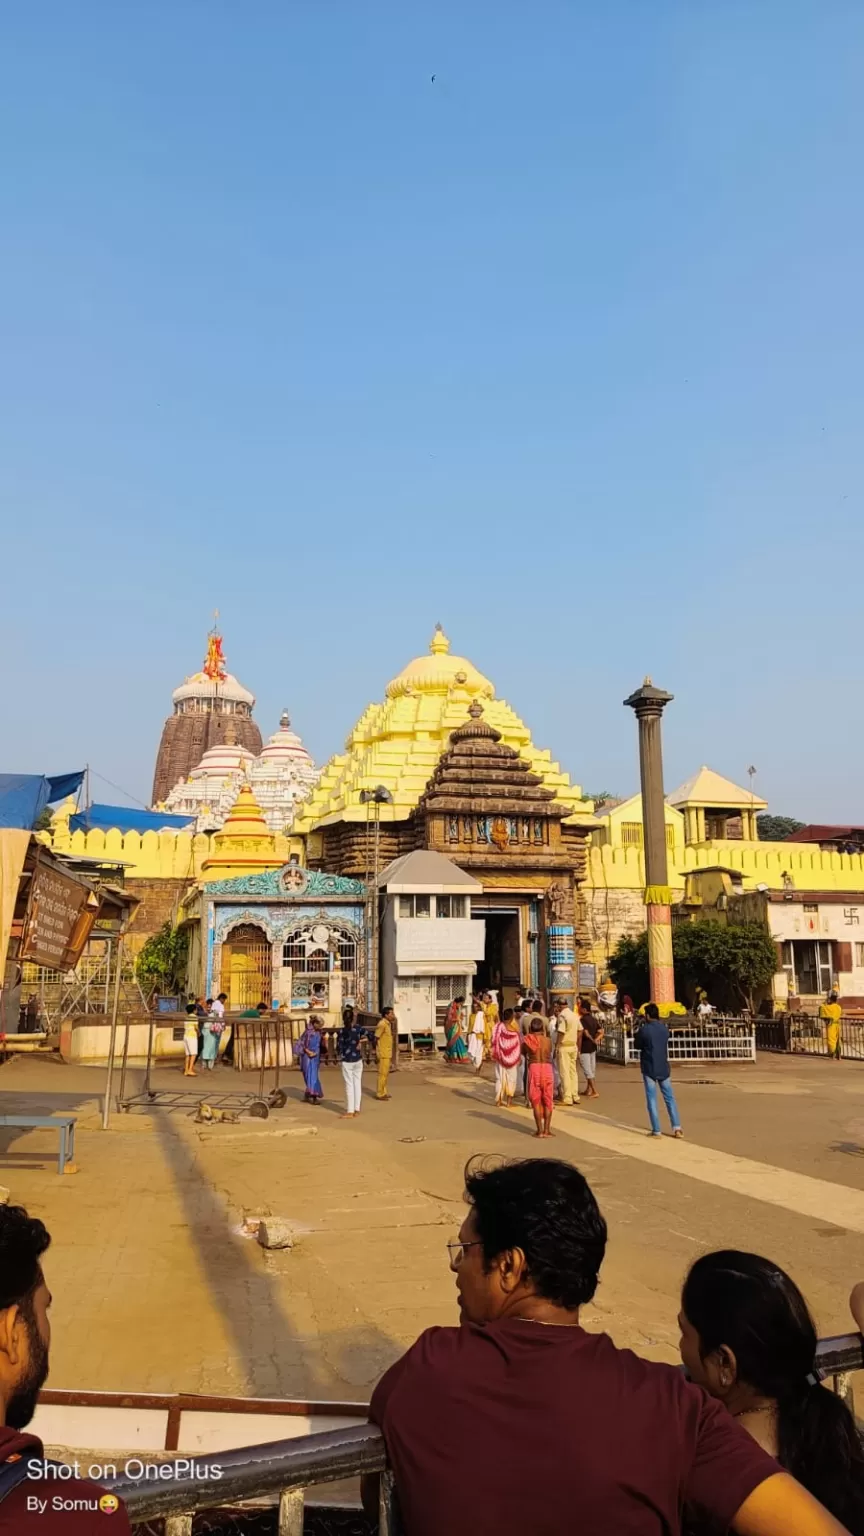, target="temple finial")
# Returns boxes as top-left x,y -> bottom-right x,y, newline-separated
468,699 -> 483,719
430,624 -> 450,656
